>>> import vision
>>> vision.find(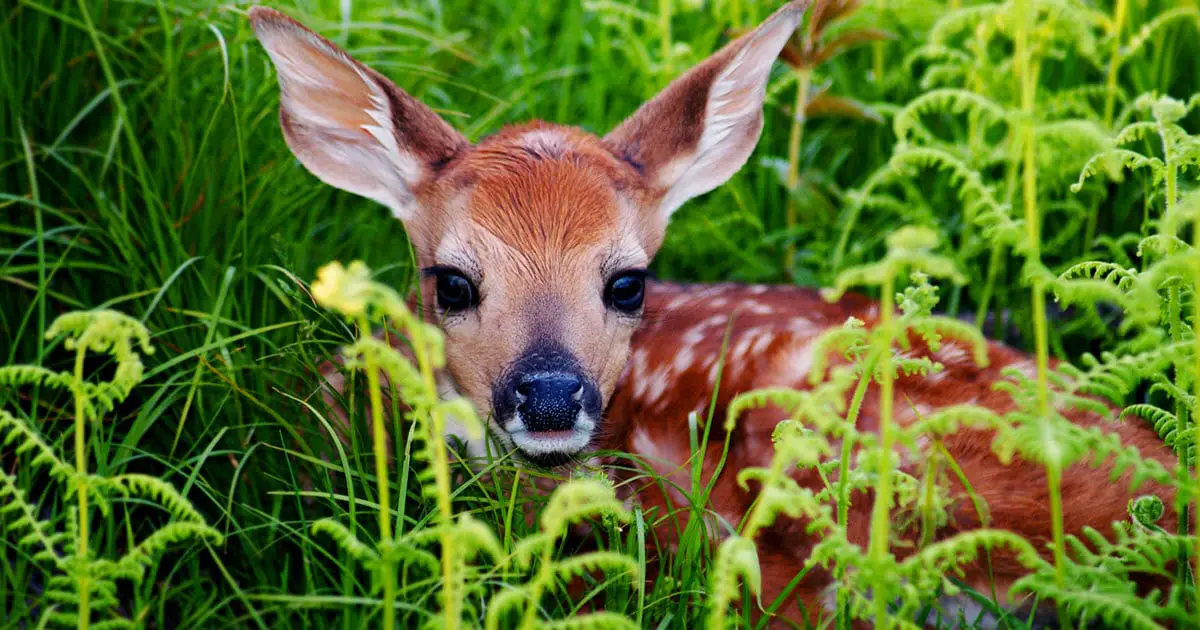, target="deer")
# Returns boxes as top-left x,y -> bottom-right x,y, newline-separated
249,1 -> 1178,626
